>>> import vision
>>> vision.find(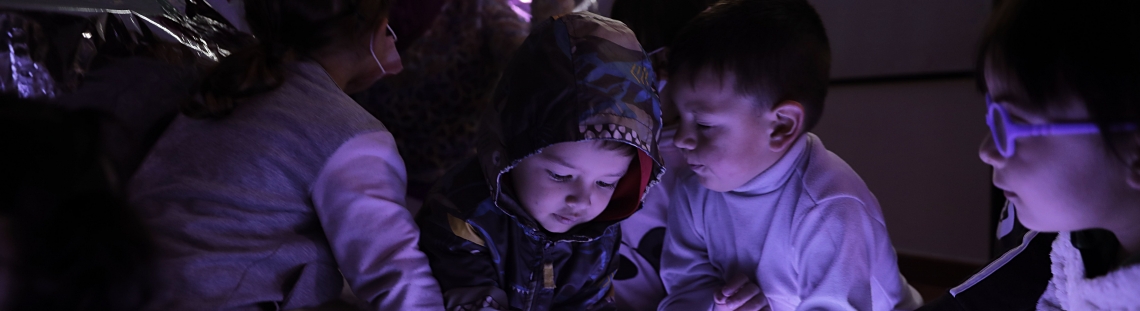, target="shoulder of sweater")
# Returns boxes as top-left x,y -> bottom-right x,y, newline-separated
796,137 -> 875,208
